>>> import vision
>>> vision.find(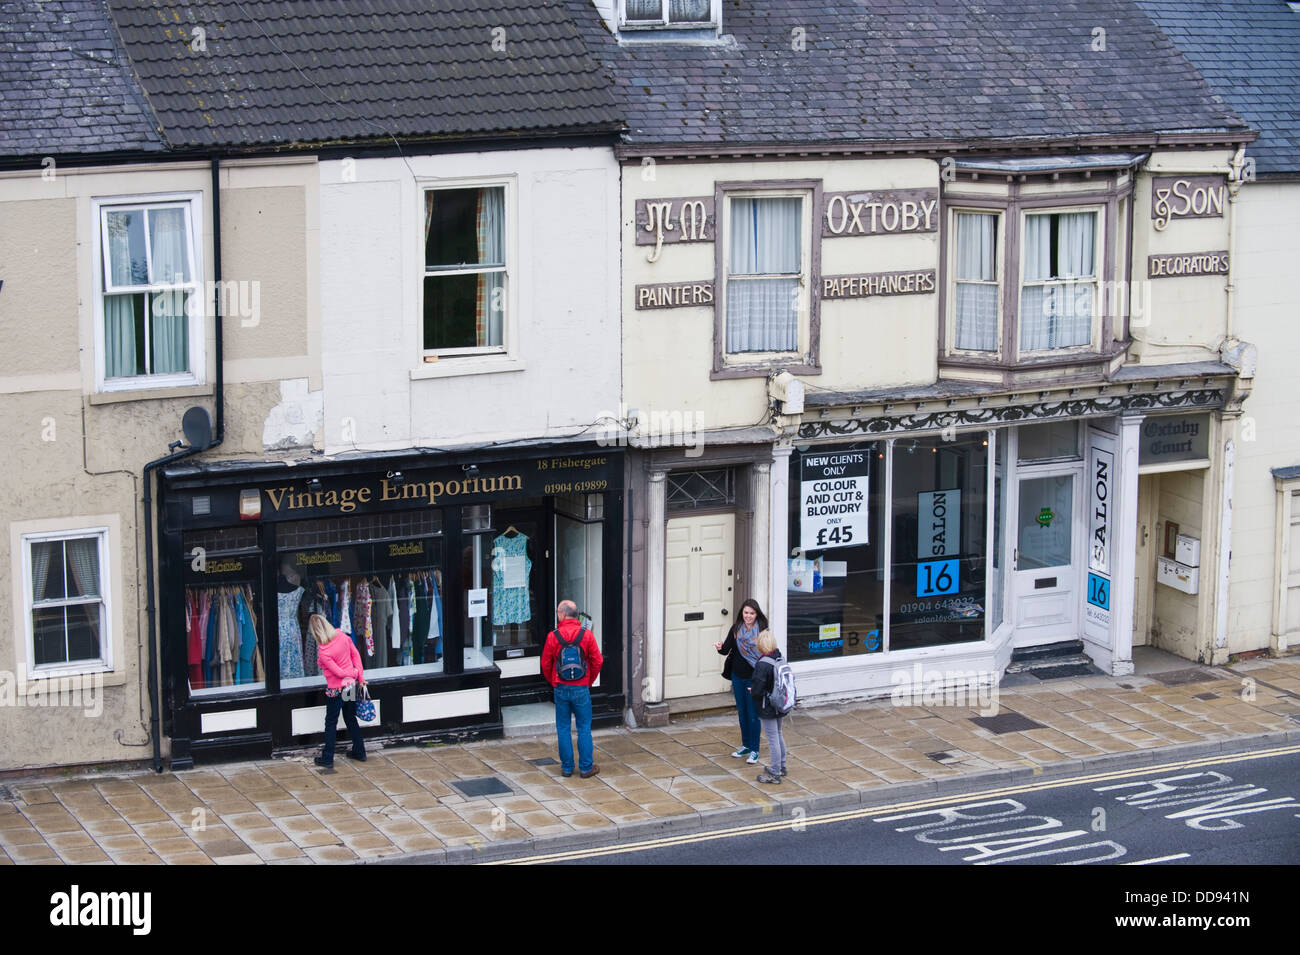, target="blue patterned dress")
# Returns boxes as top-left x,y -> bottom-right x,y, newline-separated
491,533 -> 532,625
278,586 -> 305,680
